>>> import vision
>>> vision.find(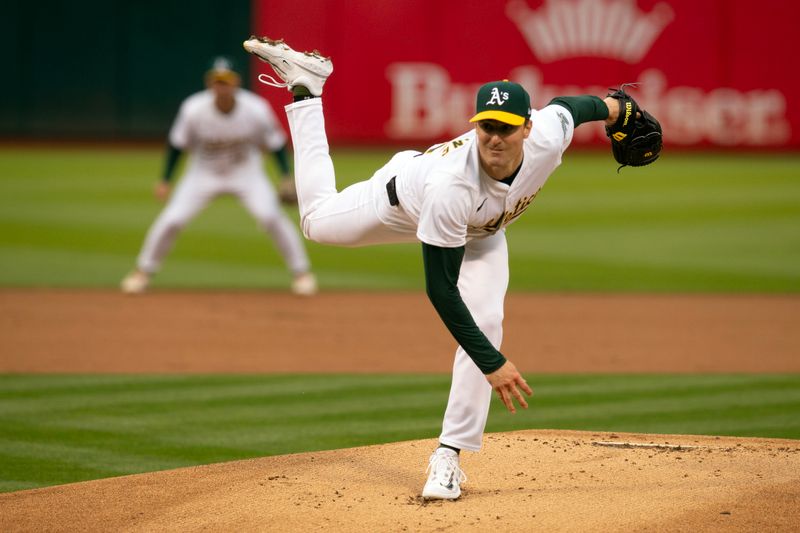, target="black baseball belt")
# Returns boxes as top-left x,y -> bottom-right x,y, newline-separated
386,176 -> 400,206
